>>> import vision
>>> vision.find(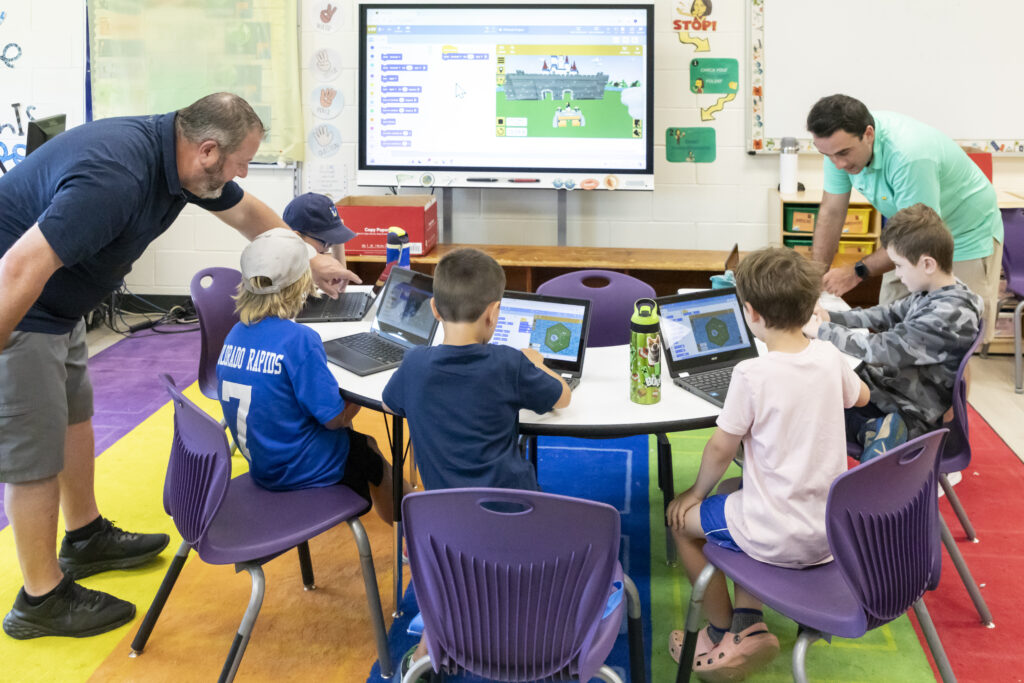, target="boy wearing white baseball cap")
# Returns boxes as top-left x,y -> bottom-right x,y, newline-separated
217,228 -> 397,520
